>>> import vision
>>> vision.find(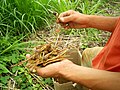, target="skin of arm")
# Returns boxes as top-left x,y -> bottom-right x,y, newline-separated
87,15 -> 118,32
26,10 -> 120,90
57,10 -> 118,32
35,59 -> 120,90
59,61 -> 120,90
